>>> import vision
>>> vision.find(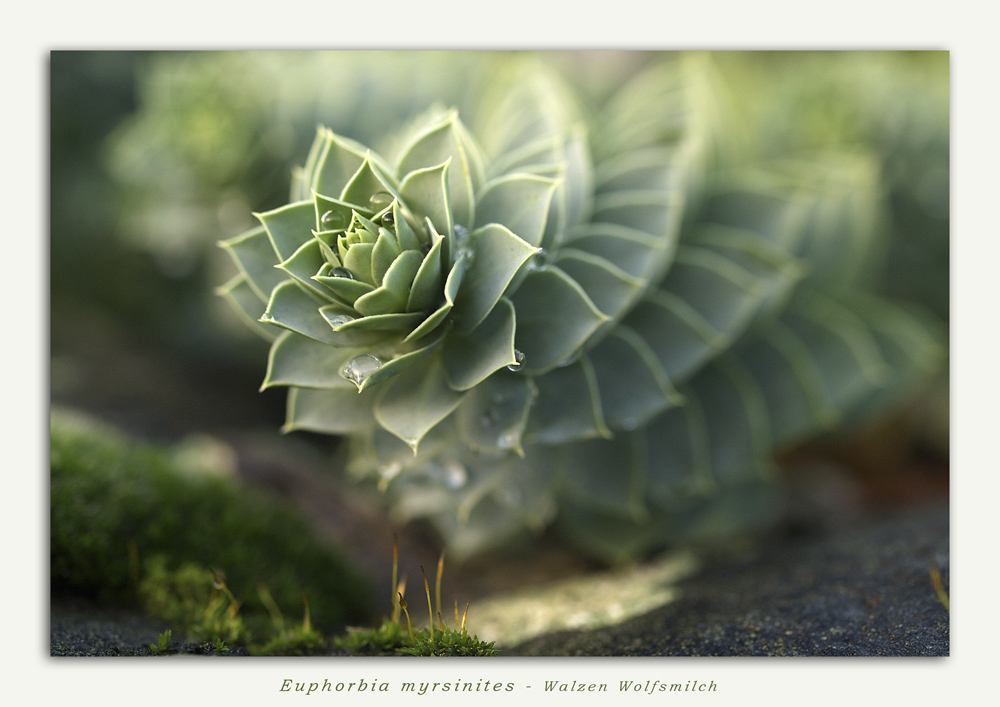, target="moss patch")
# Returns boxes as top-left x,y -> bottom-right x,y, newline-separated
50,408 -> 374,636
